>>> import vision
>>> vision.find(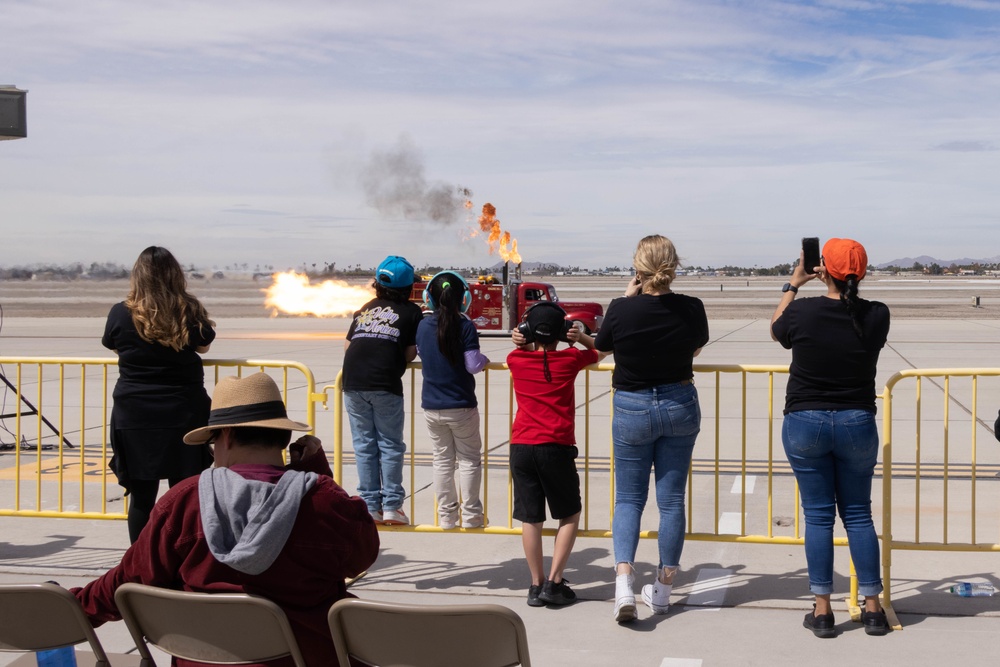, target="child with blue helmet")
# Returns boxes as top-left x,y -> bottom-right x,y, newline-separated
416,271 -> 490,529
